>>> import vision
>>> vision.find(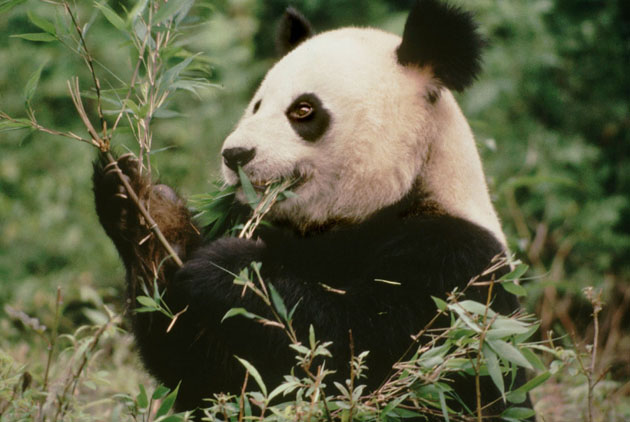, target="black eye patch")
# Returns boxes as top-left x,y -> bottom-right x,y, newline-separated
285,93 -> 331,142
